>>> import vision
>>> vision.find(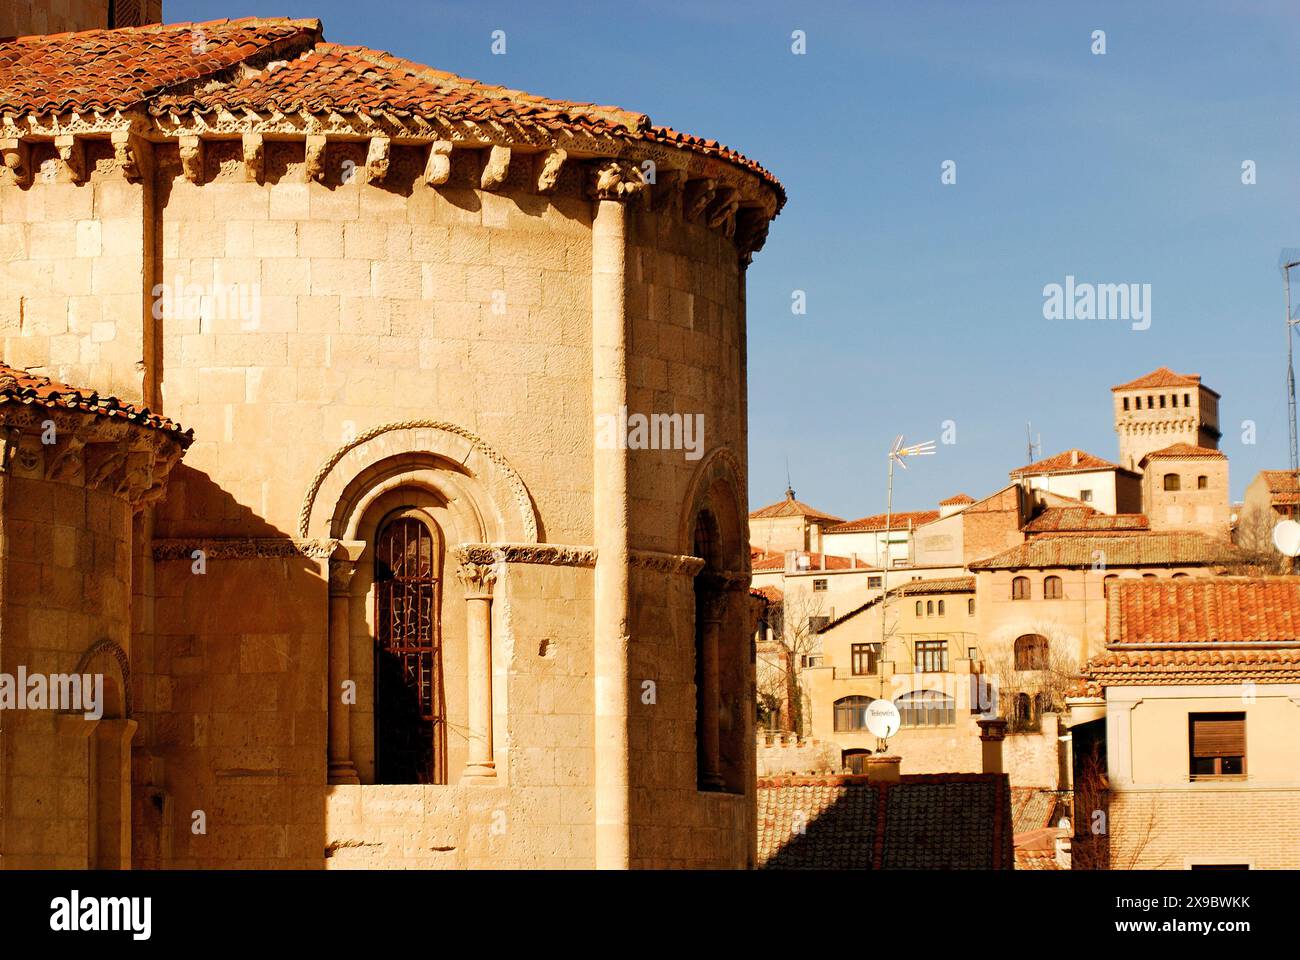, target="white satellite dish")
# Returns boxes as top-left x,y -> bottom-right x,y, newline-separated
1273,519 -> 1300,558
866,699 -> 901,740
